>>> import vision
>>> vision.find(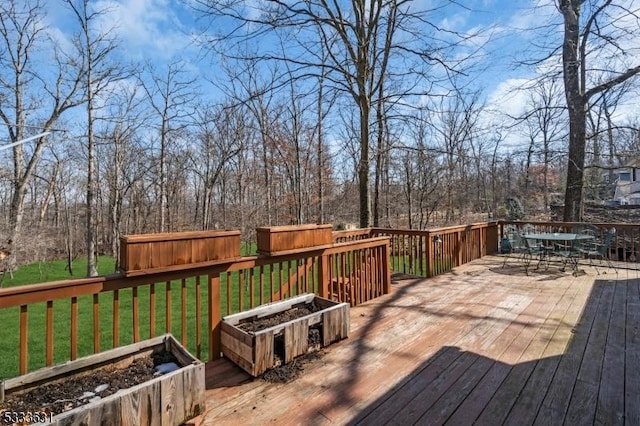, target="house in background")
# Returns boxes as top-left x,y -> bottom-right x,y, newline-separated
604,158 -> 640,205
